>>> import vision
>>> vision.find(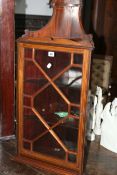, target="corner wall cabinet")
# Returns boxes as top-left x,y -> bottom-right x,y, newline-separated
15,1 -> 93,175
